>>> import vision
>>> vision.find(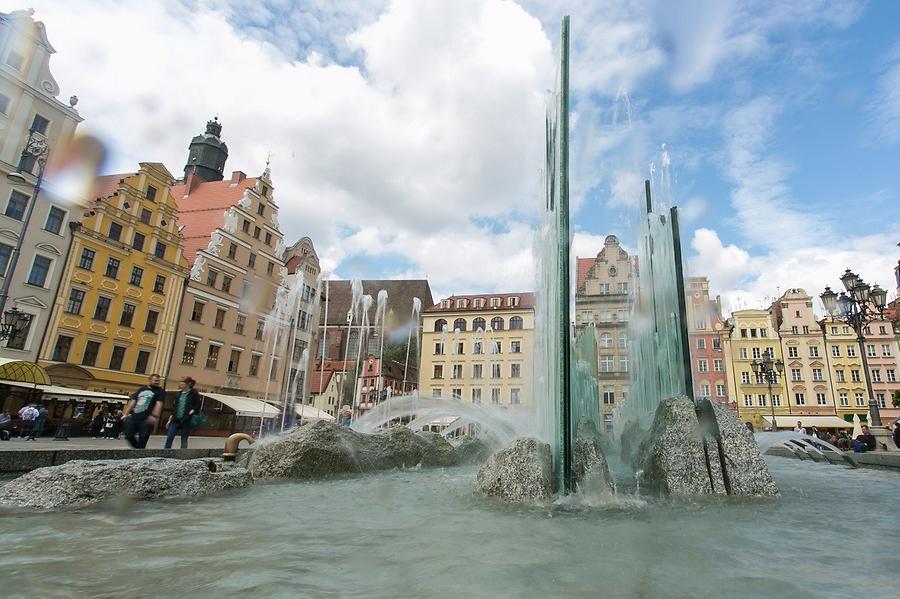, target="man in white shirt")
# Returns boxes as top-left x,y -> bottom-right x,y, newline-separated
793,420 -> 807,435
